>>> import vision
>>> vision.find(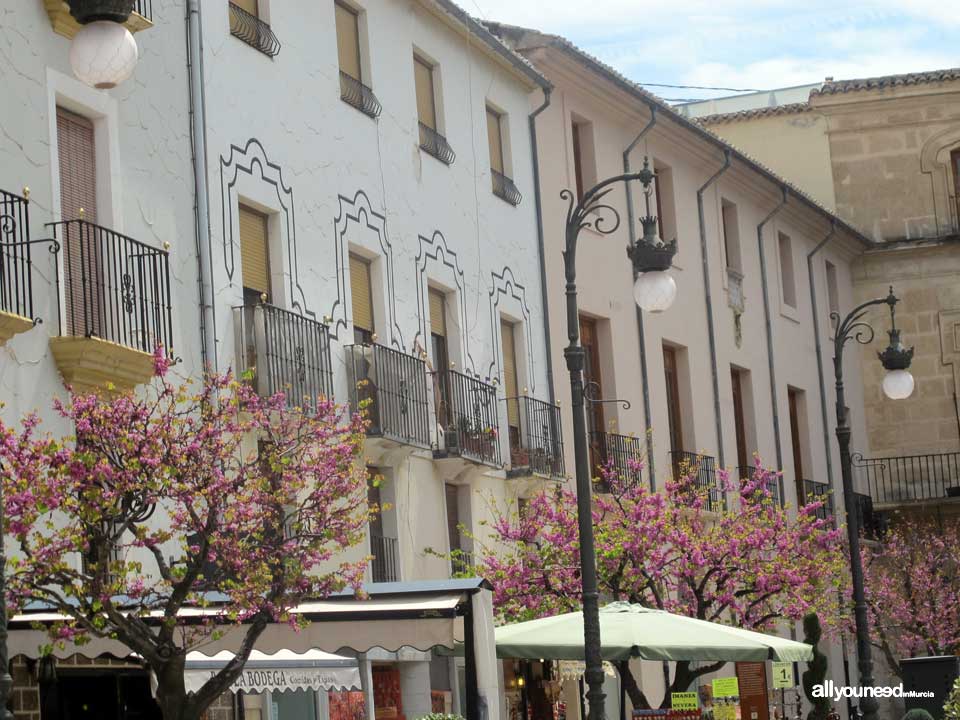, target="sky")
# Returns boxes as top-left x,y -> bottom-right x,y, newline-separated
466,0 -> 958,103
